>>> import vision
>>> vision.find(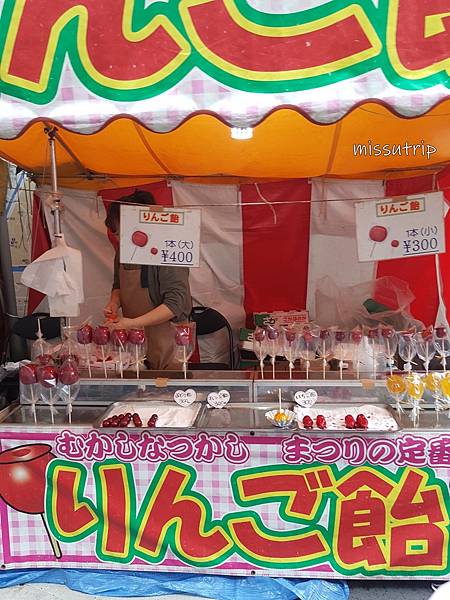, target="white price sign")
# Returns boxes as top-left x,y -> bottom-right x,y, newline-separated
355,191 -> 446,262
120,205 -> 201,267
